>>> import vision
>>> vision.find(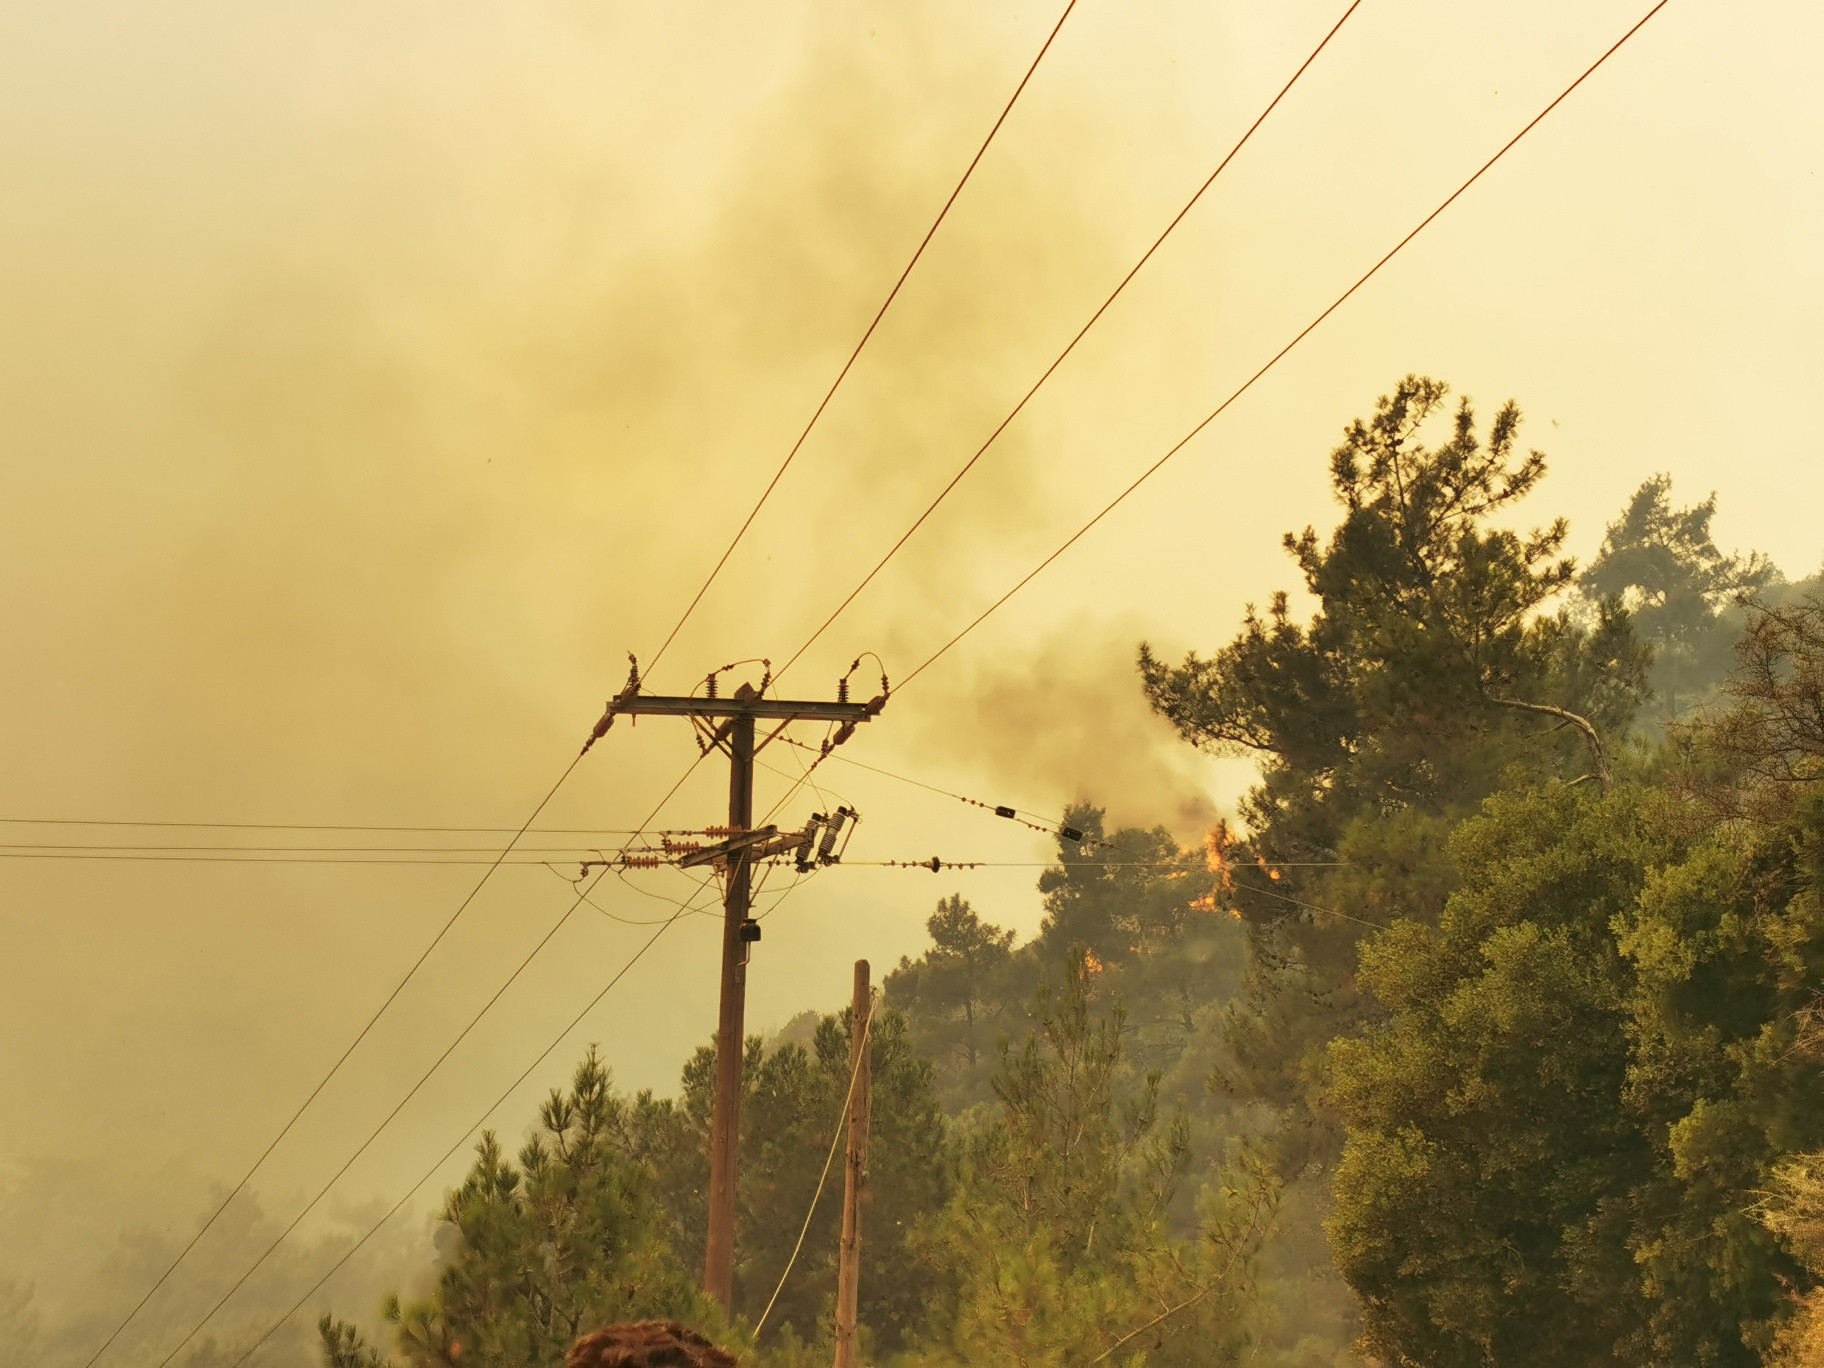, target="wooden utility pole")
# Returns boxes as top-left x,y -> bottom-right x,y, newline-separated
591,671 -> 883,1314
834,959 -> 873,1368
706,708 -> 755,1310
